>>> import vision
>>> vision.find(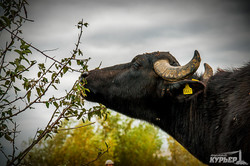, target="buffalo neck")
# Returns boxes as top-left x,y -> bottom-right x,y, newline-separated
158,93 -> 212,164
